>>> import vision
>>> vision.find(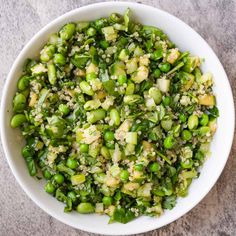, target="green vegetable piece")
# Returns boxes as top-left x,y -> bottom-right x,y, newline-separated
87,109 -> 106,123
149,162 -> 160,172
71,174 -> 86,185
79,81 -> 94,96
87,27 -> 96,36
181,130 -> 192,141
110,108 -> 120,126
102,196 -> 113,206
77,203 -> 95,214
13,93 -> 26,112
198,126 -> 211,136
100,146 -> 111,159
43,169 -> 52,180
17,76 -> 30,91
161,119 -> 173,131
40,45 -> 55,62
159,62 -> 171,72
54,173 -> 64,184
104,130 -> 115,141
47,63 -> 57,85
45,182 -> 55,194
71,54 -> 90,69
46,115 -> 65,138
200,113 -> 209,126
60,23 -> 76,40
59,104 -> 70,115
54,53 -> 66,66
80,143 -> 89,153
153,68 -> 161,78
123,95 -> 143,104
10,114 -> 27,128
149,87 -> 162,105
66,158 -> 78,169
120,170 -> 129,182
163,135 -> 175,149
188,115 -> 199,130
